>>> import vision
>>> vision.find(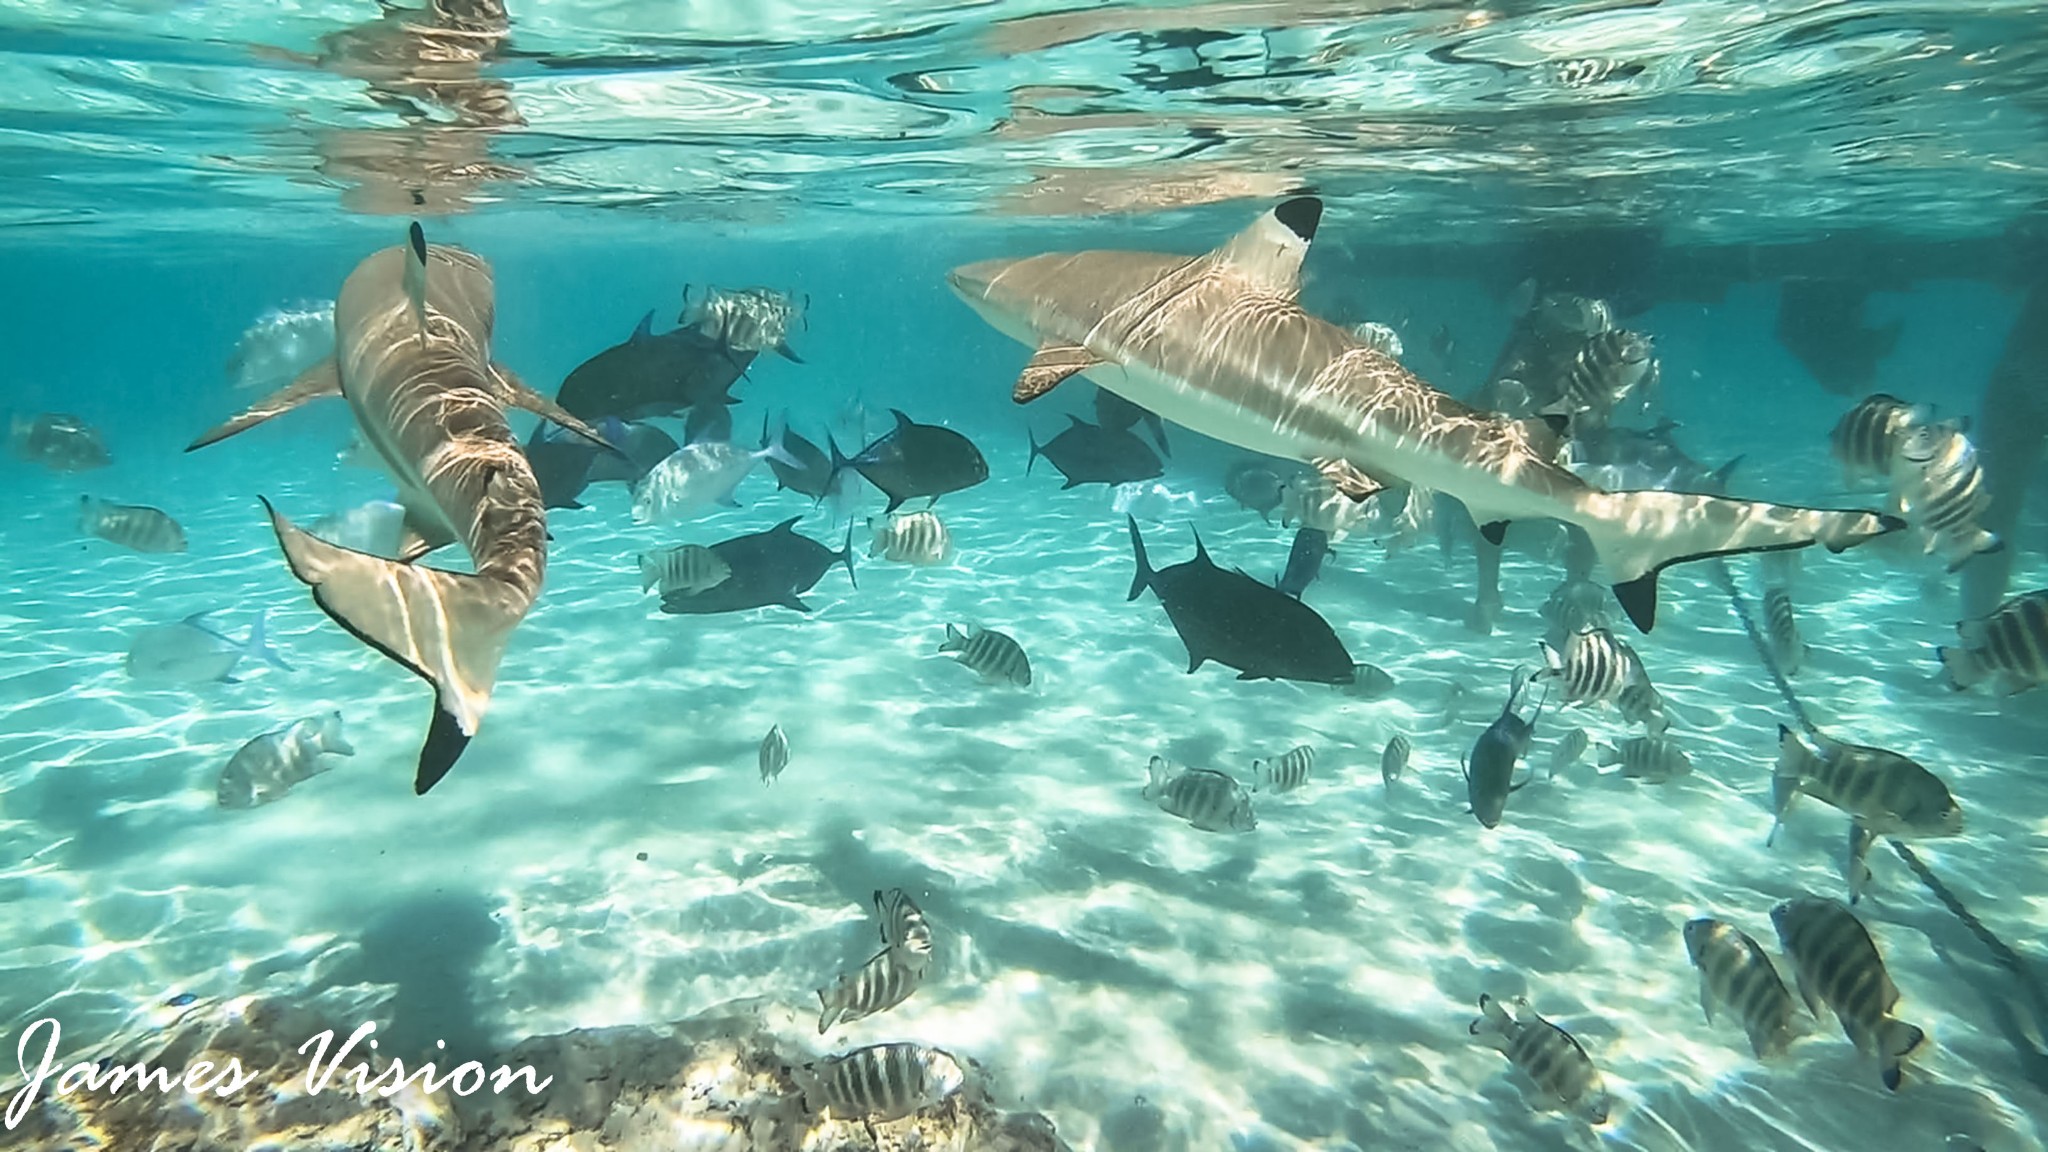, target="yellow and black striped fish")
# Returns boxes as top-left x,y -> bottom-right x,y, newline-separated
1682,917 -> 1804,1059
1381,734 -> 1411,787
1940,587 -> 2048,696
78,495 -> 186,553
1829,393 -> 1916,486
874,887 -> 933,963
1598,735 -> 1691,782
1143,757 -> 1255,832
802,1042 -> 965,1121
638,542 -> 731,594
1771,896 -> 1926,1090
1891,422 -> 1999,571
1469,994 -> 1610,1123
939,623 -> 1031,686
869,510 -> 952,565
816,944 -> 926,1032
1252,744 -> 1315,793
1770,725 -> 1962,844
